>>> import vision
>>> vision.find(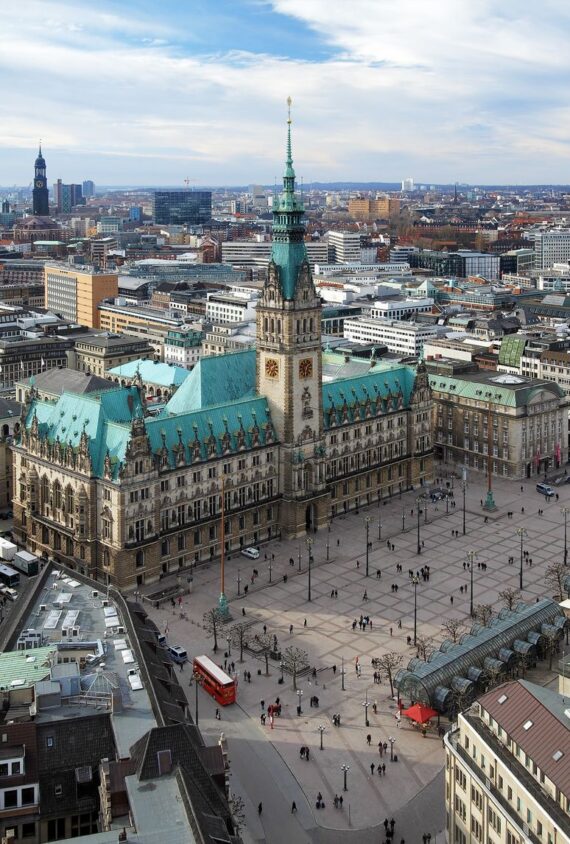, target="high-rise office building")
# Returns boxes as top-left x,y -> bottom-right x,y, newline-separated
53,180 -> 84,213
401,177 -> 414,192
531,230 -> 570,269
82,180 -> 95,198
44,264 -> 118,328
32,144 -> 49,216
153,190 -> 212,226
